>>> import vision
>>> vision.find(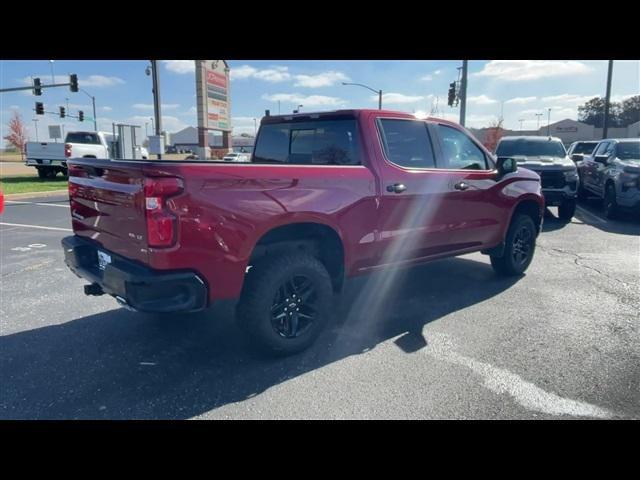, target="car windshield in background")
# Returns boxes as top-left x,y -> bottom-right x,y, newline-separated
617,141 -> 640,161
573,142 -> 598,154
65,132 -> 100,144
496,139 -> 566,158
253,119 -> 360,165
